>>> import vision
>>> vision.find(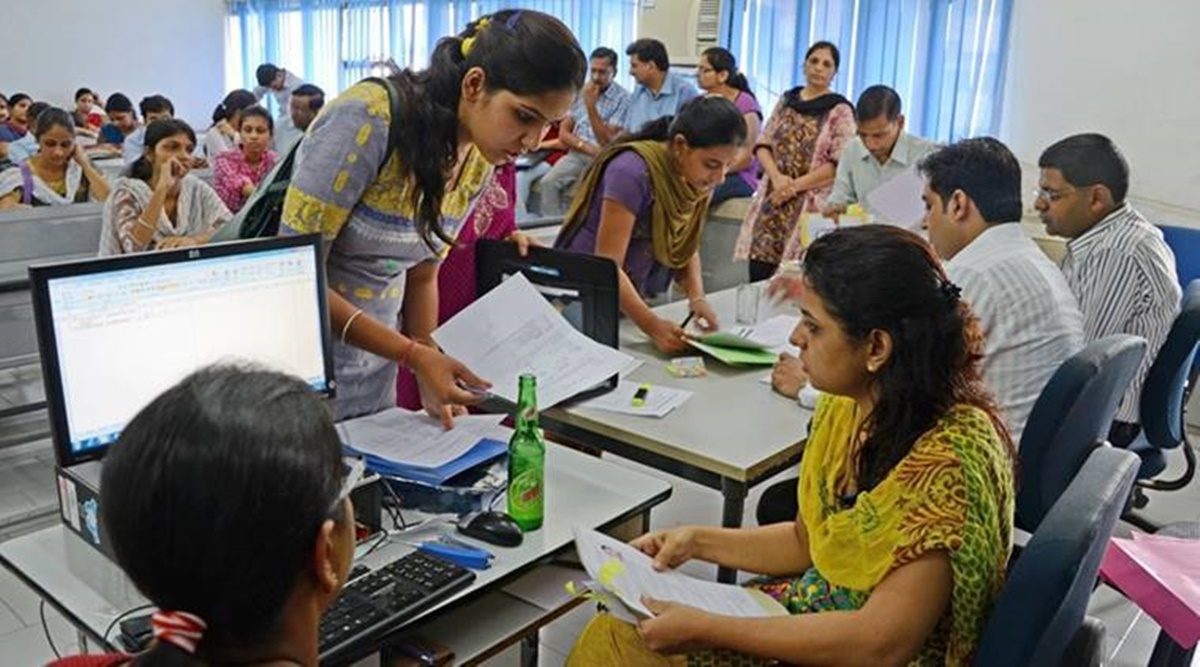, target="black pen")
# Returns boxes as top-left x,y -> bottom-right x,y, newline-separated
680,311 -> 695,329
